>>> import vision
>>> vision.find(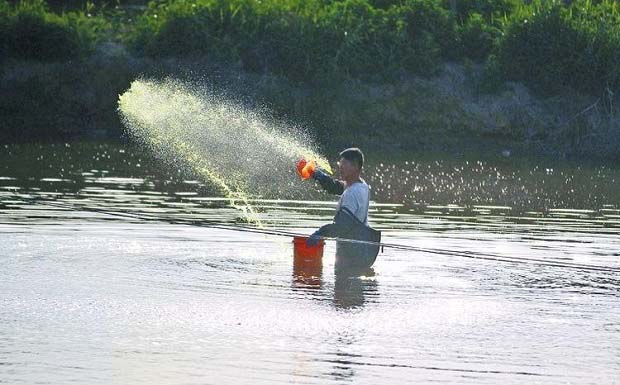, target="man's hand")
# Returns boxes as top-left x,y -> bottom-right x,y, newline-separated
311,167 -> 329,182
312,168 -> 345,195
306,231 -> 322,247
